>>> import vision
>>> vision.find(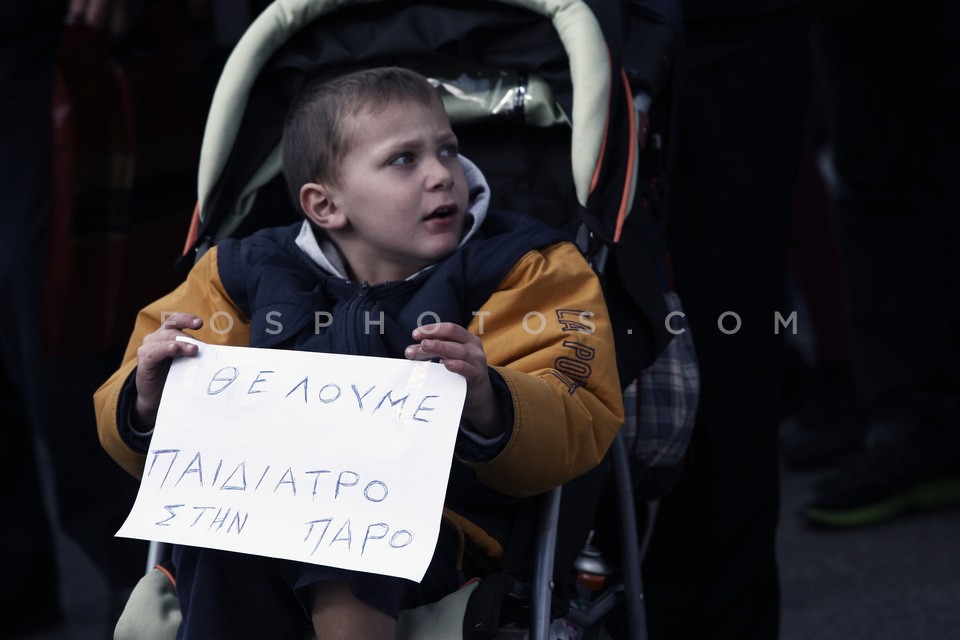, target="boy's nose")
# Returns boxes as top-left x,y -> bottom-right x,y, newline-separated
425,158 -> 453,190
